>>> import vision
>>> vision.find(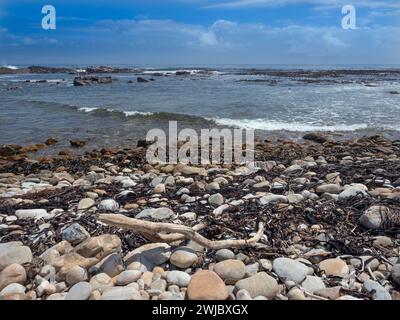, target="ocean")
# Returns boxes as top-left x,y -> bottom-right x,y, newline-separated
1,66 -> 400,152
